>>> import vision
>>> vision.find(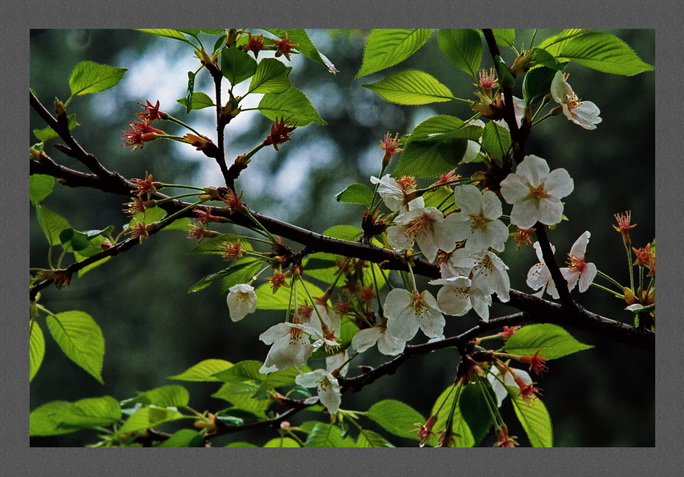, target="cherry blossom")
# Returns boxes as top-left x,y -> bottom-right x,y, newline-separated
387,206 -> 458,262
499,155 -> 574,229
551,71 -> 602,130
450,184 -> 509,252
384,288 -> 445,342
258,322 -> 320,373
352,323 -> 407,356
526,242 -> 560,299
560,231 -> 597,293
444,248 -> 510,302
295,369 -> 342,415
226,284 -> 257,322
370,174 -> 424,212
429,276 -> 492,321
